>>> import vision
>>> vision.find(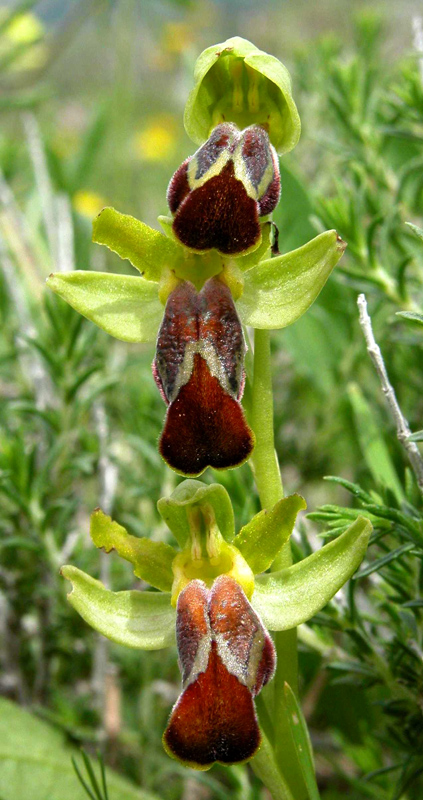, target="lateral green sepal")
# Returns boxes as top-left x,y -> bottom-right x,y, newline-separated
61,565 -> 176,650
252,516 -> 372,630
233,494 -> 306,574
157,480 -> 235,548
93,207 -> 181,282
184,36 -> 301,154
46,271 -> 163,343
237,230 -> 346,329
90,509 -> 176,592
